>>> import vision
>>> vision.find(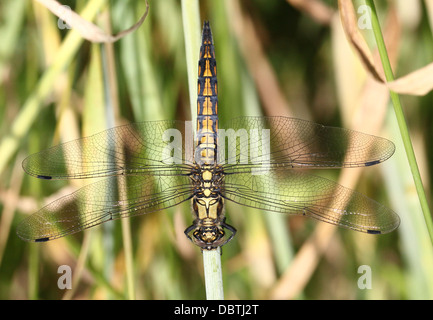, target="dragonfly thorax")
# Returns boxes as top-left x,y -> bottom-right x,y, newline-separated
190,165 -> 224,217
184,164 -> 236,249
190,165 -> 223,198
